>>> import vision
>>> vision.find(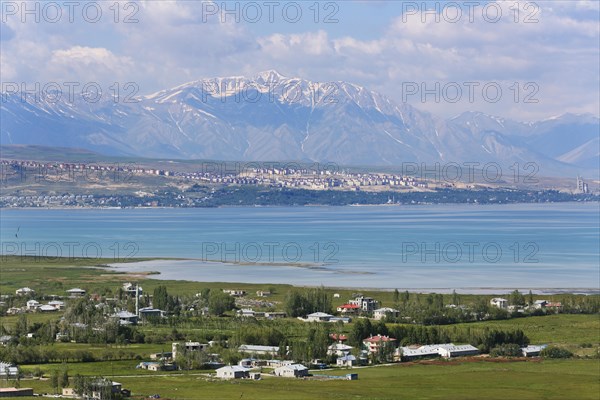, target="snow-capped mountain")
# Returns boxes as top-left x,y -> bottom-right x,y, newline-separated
1,70 -> 598,176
